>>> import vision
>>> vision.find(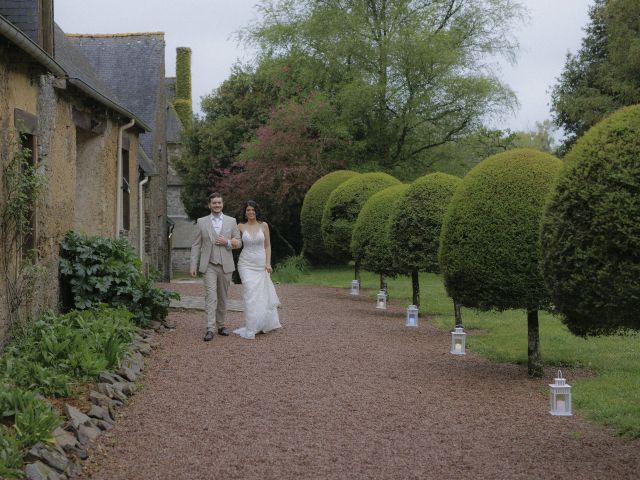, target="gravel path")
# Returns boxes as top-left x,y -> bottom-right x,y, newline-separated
81,282 -> 640,479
